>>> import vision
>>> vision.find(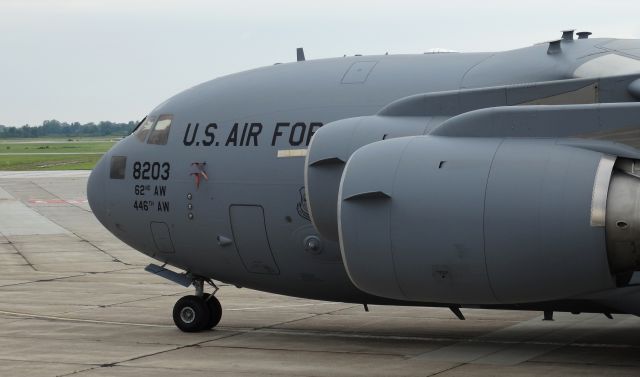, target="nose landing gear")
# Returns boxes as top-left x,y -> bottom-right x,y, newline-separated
172,278 -> 222,332
144,264 -> 223,332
